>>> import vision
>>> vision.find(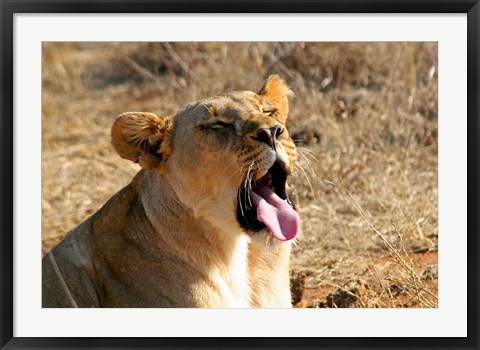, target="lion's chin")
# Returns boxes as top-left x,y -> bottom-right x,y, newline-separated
236,162 -> 299,241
